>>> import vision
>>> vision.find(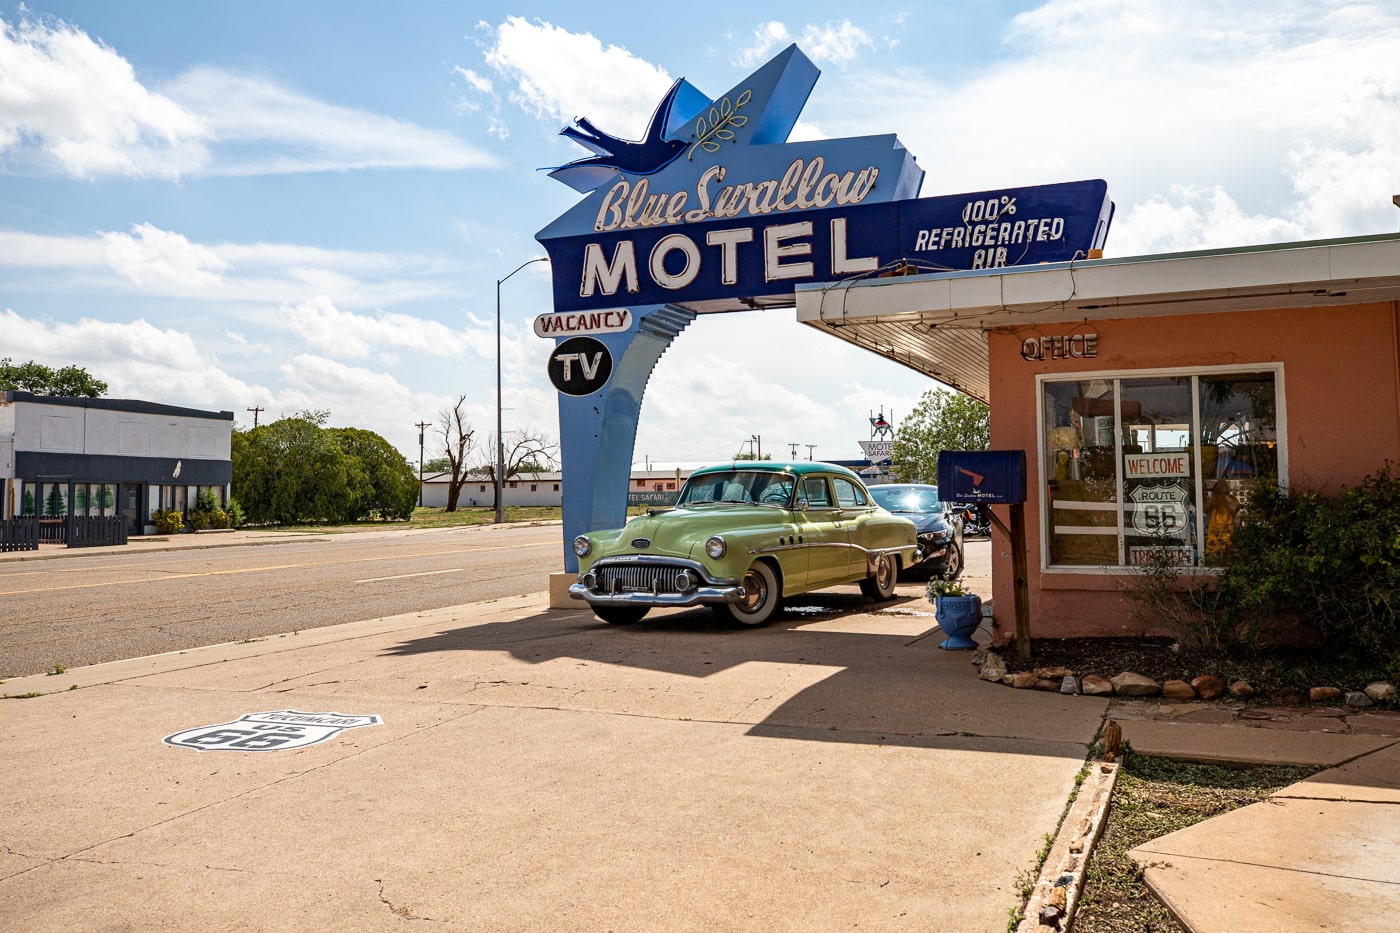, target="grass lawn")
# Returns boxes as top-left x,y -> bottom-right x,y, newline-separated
1070,755 -> 1319,932
256,506 -> 562,533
